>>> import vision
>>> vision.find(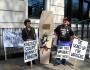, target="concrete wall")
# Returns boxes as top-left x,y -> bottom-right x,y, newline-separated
0,0 -> 64,28
0,0 -> 27,28
46,0 -> 64,23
